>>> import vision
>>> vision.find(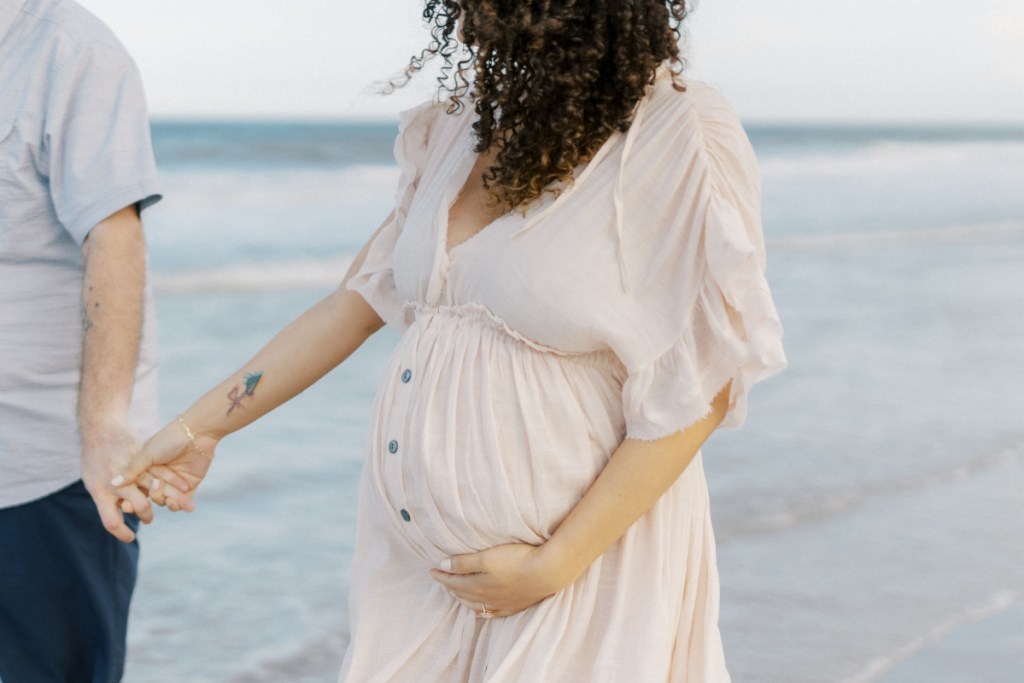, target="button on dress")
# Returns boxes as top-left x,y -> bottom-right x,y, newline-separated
341,71 -> 786,682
